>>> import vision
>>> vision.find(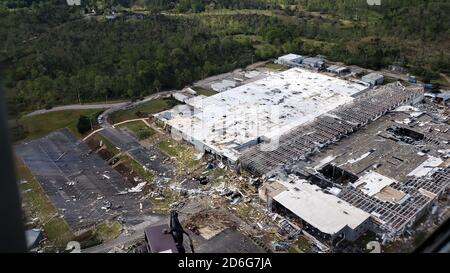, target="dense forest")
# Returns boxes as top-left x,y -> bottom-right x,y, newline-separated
1,0 -> 449,117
